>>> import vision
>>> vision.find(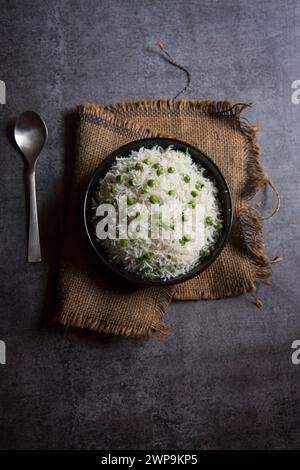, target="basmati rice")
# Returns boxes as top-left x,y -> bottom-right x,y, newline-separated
93,146 -> 222,281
